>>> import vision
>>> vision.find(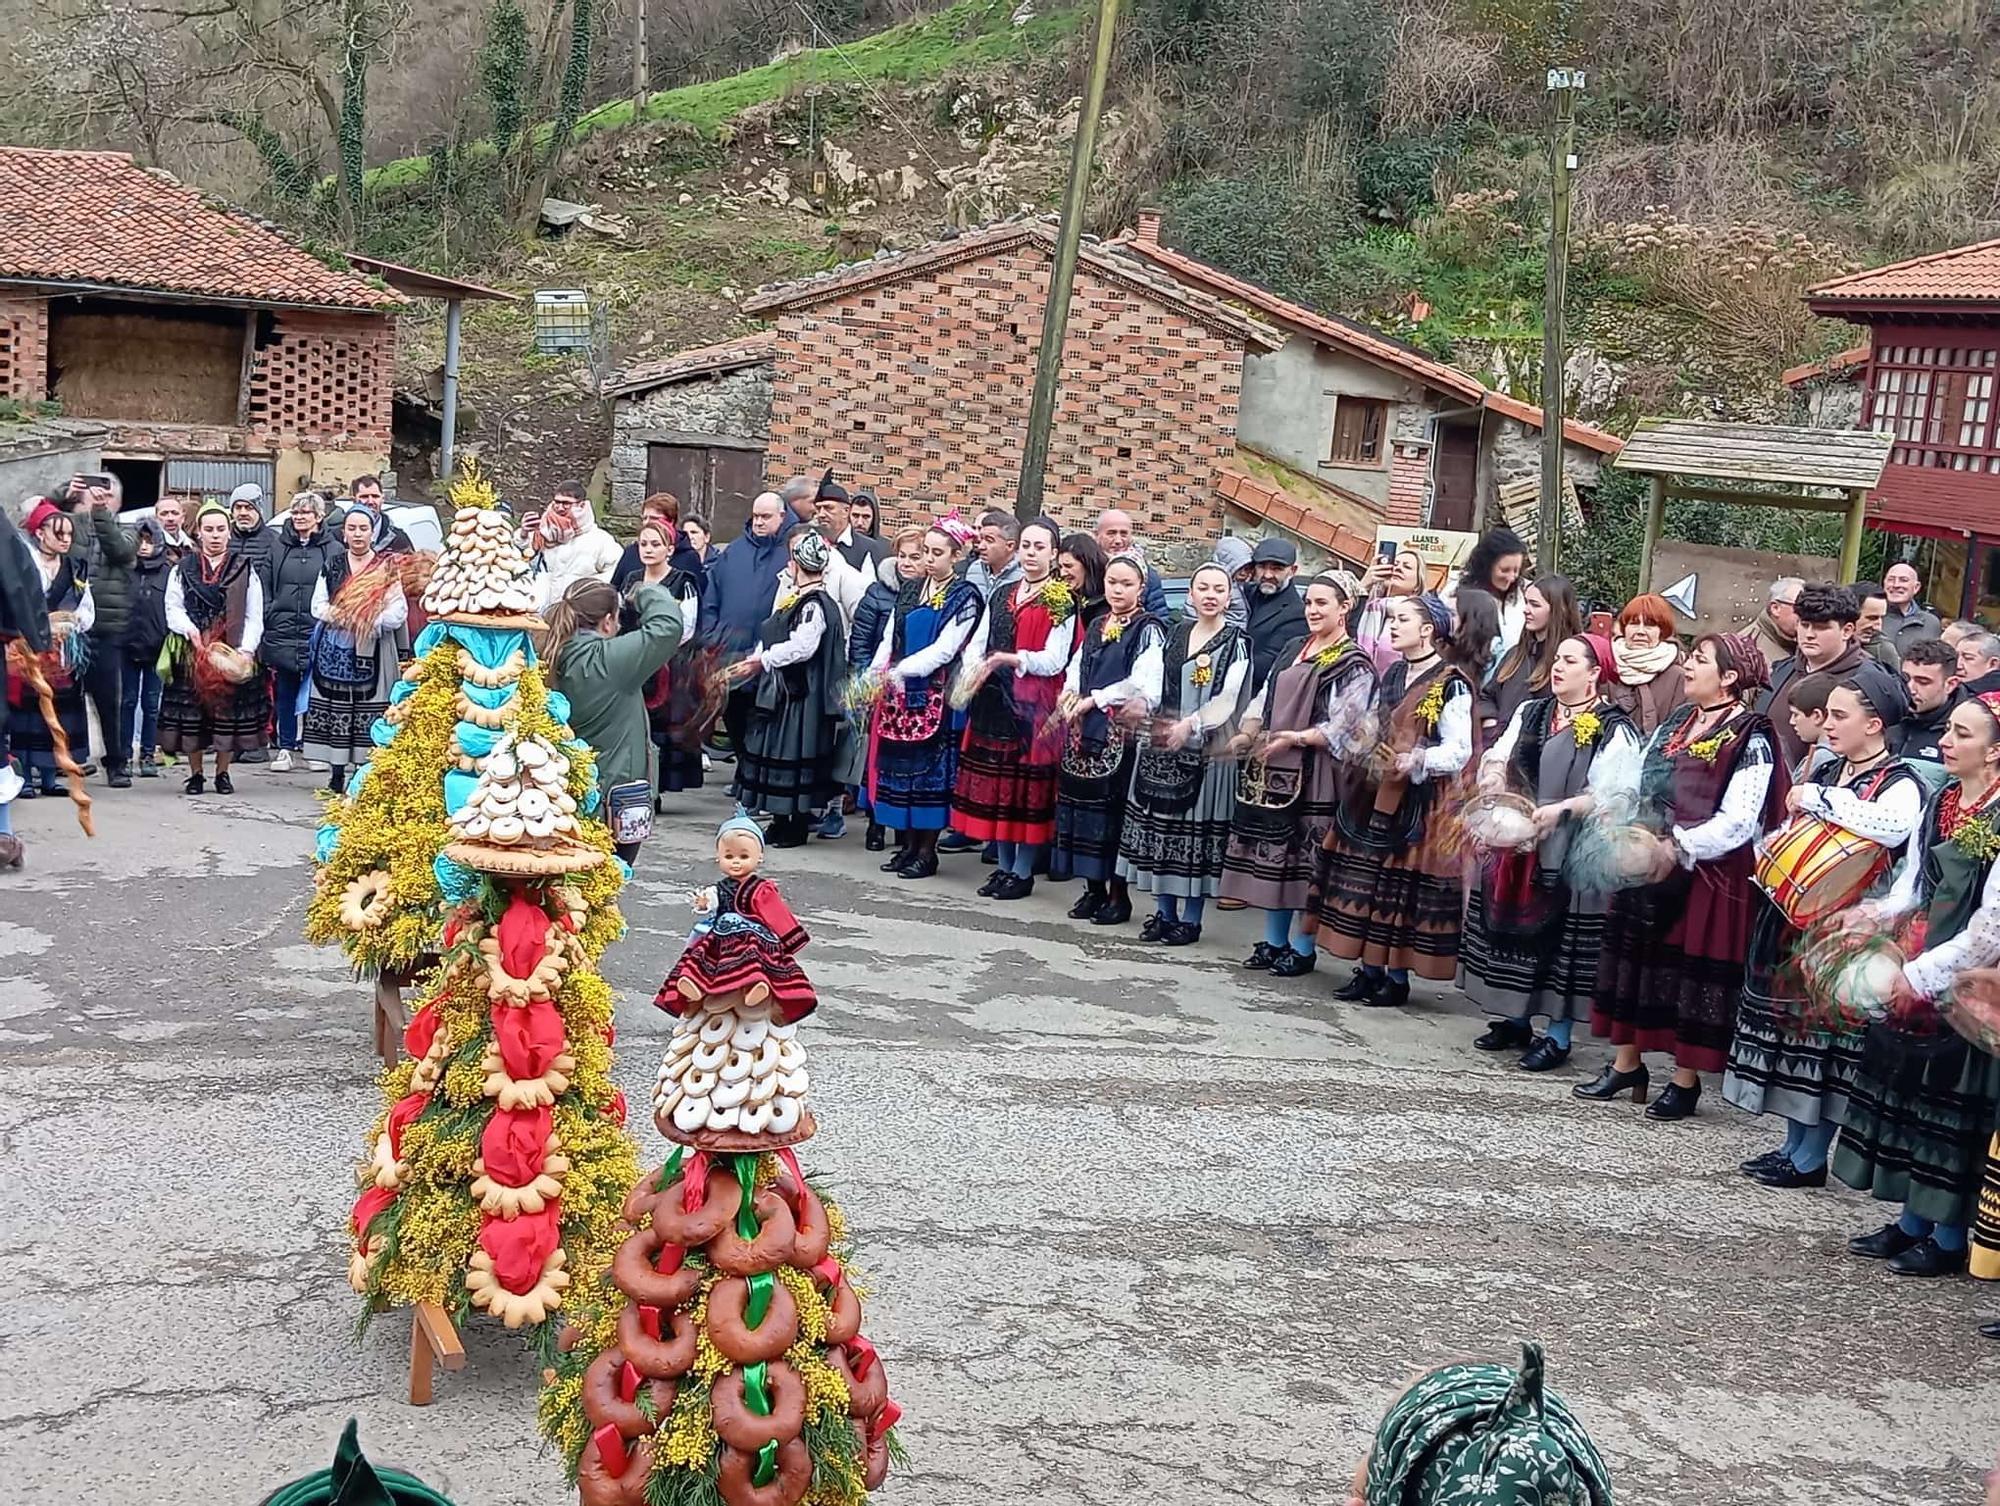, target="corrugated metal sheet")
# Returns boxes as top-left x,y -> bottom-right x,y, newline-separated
163,457 -> 275,495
